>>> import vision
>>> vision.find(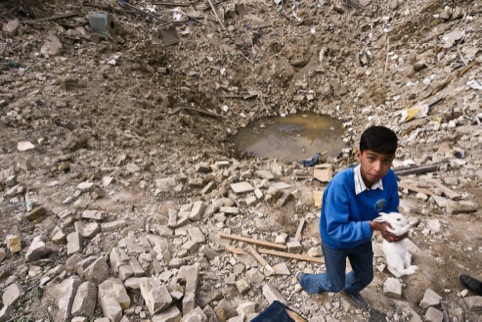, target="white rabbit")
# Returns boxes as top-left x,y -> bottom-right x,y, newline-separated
374,212 -> 419,278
